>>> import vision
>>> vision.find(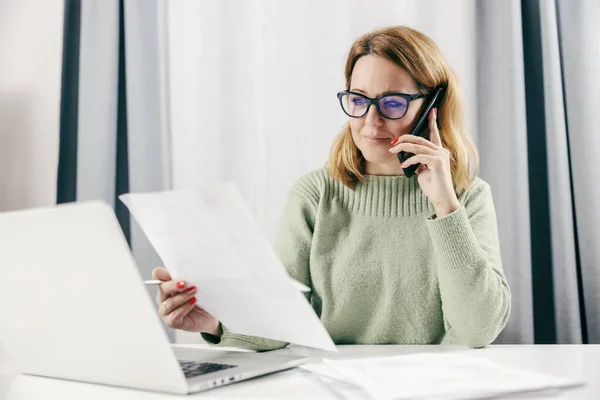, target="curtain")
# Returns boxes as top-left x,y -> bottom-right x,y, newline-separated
476,0 -> 534,344
546,0 -> 600,343
54,0 -> 172,335
478,0 -> 600,344
166,0 -> 479,249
